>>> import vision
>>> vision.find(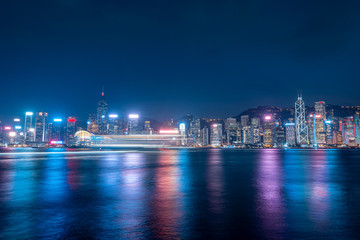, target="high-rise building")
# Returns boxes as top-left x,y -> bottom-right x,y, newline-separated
108,114 -> 119,135
35,112 -> 48,143
96,89 -> 108,134
243,125 -> 253,144
325,119 -> 333,145
128,114 -> 140,134
49,118 -> 65,143
24,112 -> 34,142
273,126 -> 285,147
241,115 -> 249,127
201,126 -> 209,146
340,117 -> 357,147
264,115 -> 273,147
251,118 -> 261,144
285,122 -> 296,146
314,101 -> 326,146
190,117 -> 201,145
210,123 -> 222,147
65,117 -> 77,144
225,117 -> 238,145
295,94 -> 309,145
